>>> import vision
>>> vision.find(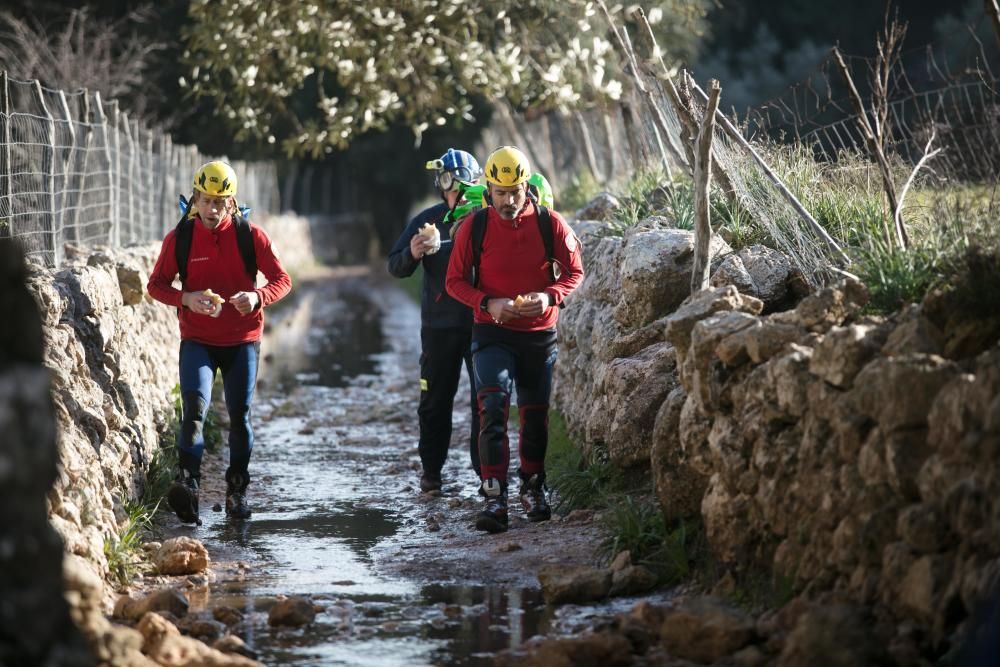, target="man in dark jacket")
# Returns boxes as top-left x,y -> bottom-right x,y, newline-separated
387,149 -> 483,493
